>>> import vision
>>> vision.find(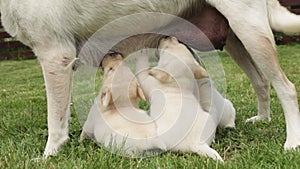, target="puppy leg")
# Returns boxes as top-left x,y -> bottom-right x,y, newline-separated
220,99 -> 236,128
193,144 -> 224,162
36,43 -> 76,157
211,1 -> 300,150
225,30 -> 271,122
196,78 -> 236,128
